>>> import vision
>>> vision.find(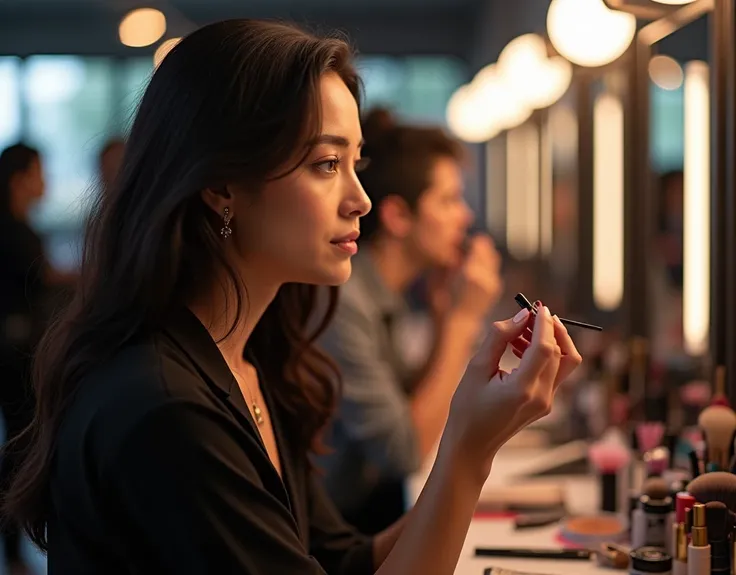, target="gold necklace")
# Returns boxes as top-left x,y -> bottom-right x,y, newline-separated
232,368 -> 265,426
